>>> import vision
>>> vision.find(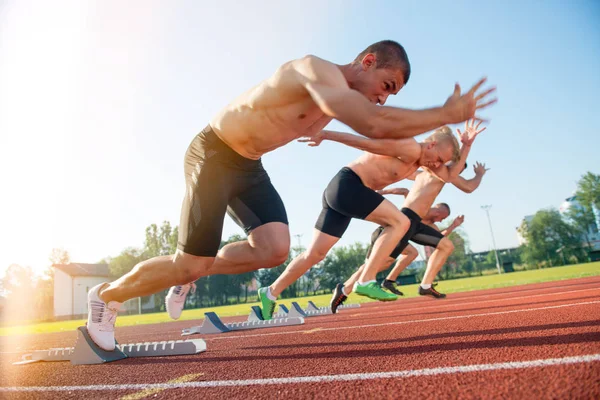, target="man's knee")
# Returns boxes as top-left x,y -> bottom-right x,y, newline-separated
303,246 -> 330,265
439,238 -> 455,253
173,252 -> 215,283
405,246 -> 419,260
384,257 -> 396,268
265,240 -> 290,267
380,213 -> 410,240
